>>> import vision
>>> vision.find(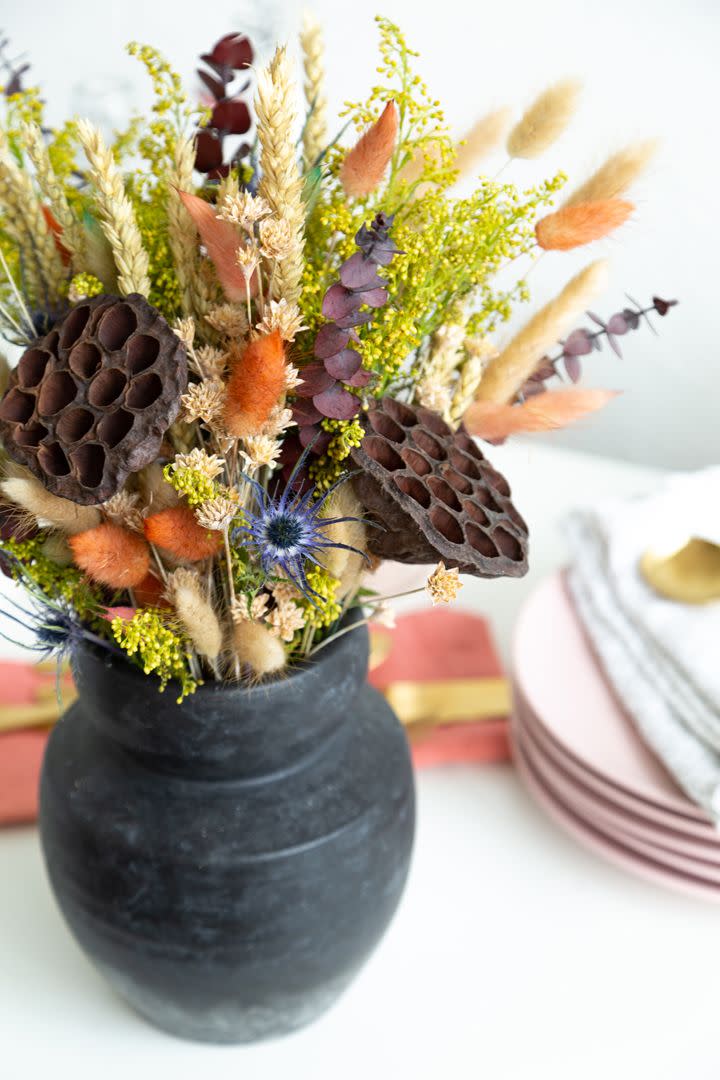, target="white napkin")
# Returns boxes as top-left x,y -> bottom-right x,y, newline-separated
565,466 -> 720,821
